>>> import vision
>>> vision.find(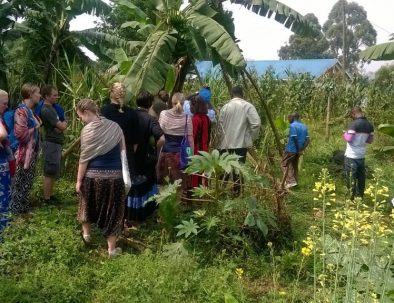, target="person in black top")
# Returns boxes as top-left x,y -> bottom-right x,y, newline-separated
127,91 -> 164,224
101,82 -> 140,178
